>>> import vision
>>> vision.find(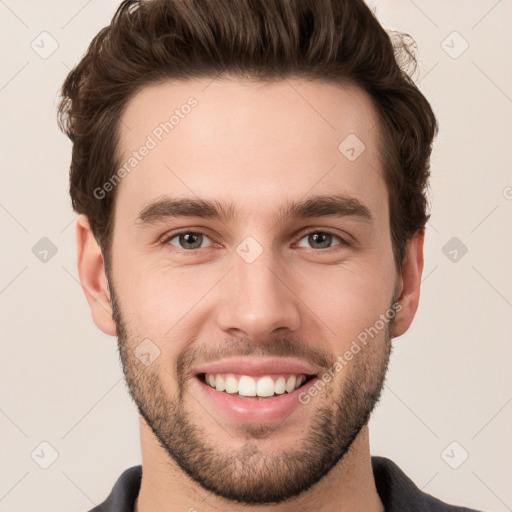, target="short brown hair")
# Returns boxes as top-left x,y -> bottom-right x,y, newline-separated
58,0 -> 437,270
